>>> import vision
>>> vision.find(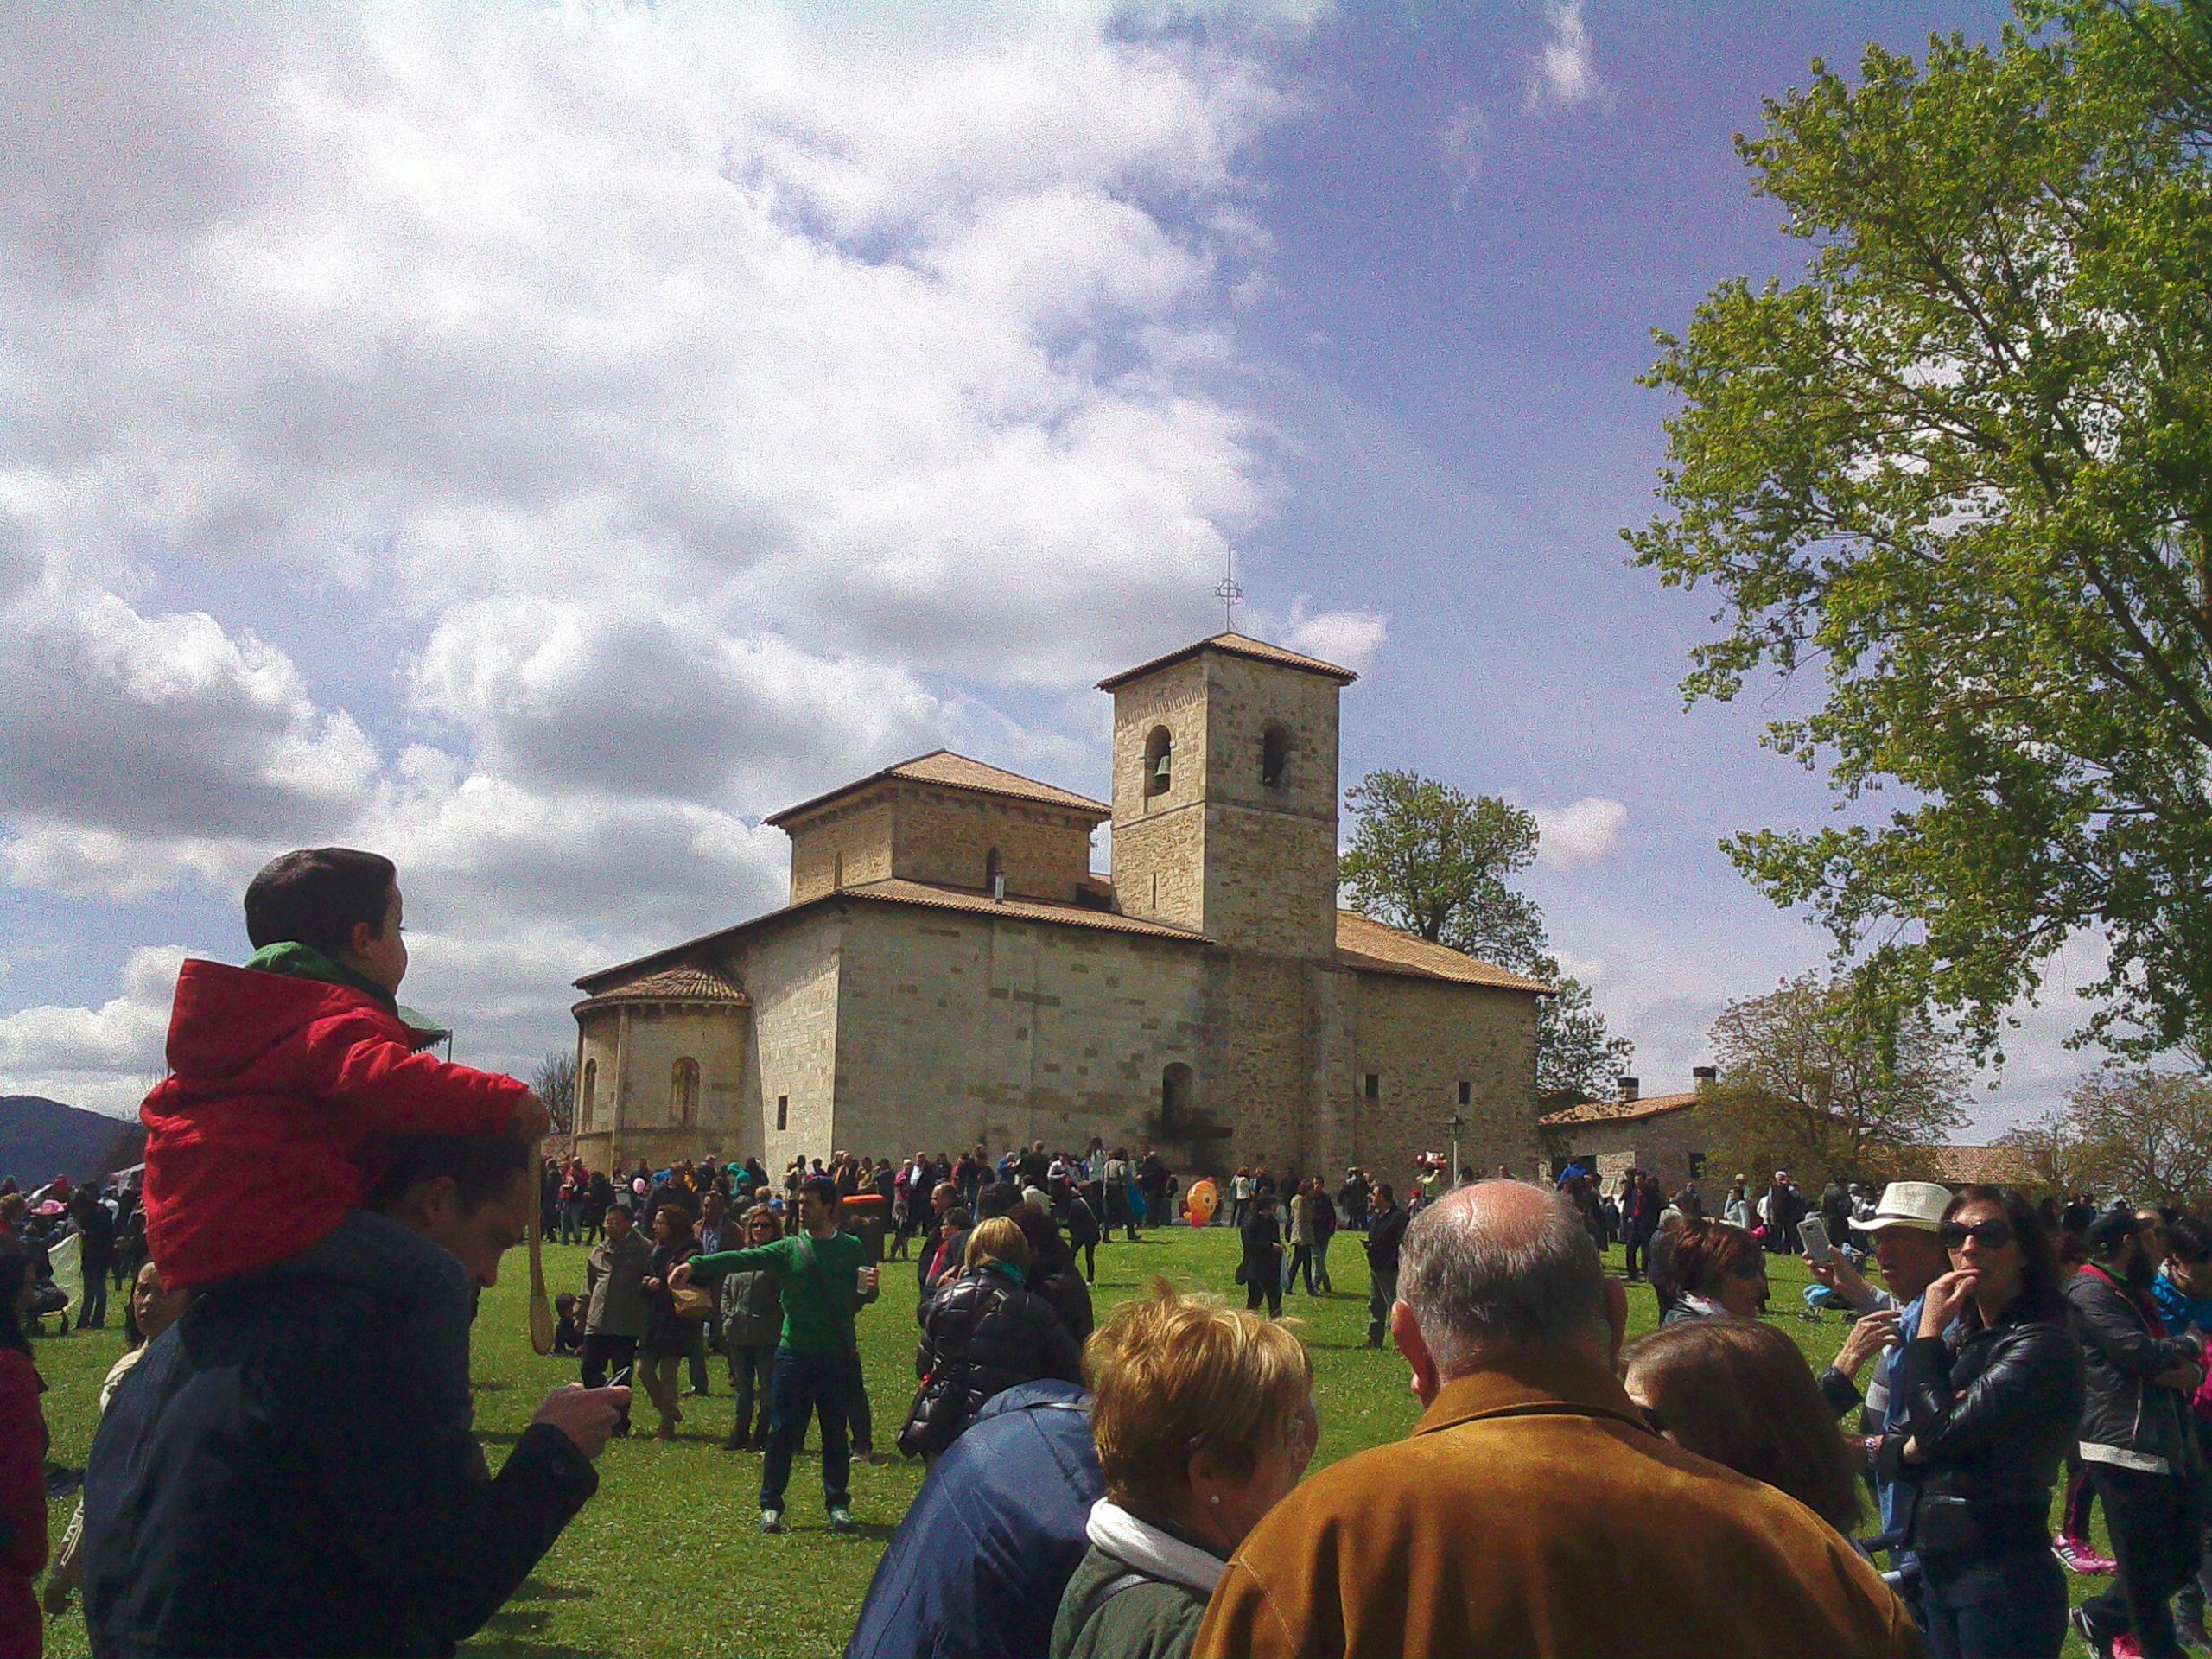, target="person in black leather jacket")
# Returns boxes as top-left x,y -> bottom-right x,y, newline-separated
2063,1209 -> 2205,1659
1882,1184 -> 2084,1659
899,1217 -> 1084,1460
